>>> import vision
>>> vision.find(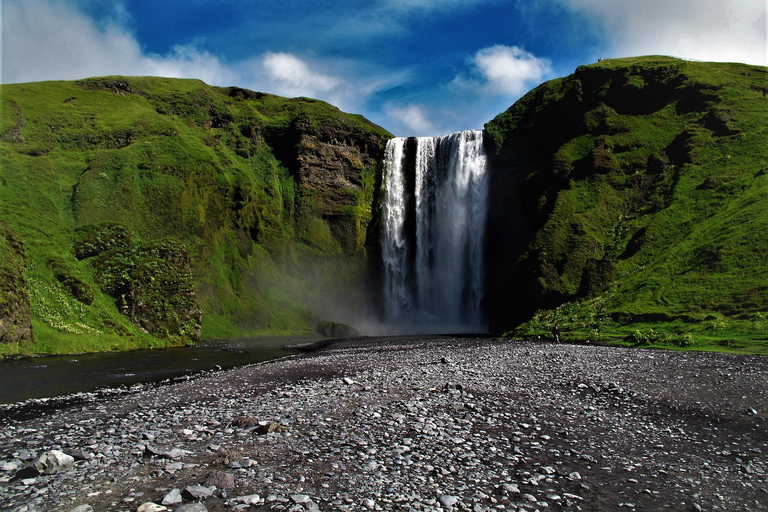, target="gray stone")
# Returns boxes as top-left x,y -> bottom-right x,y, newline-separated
205,471 -> 235,489
174,504 -> 208,512
182,485 -> 214,501
0,461 -> 19,472
137,503 -> 169,512
502,483 -> 520,494
162,489 -> 183,506
16,449 -> 36,461
165,461 -> 183,471
70,506 -> 94,512
291,494 -> 311,504
438,495 -> 459,509
144,445 -> 186,460
235,495 -> 262,505
34,450 -> 74,475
